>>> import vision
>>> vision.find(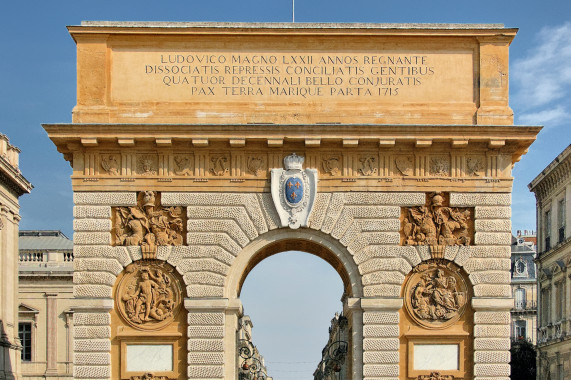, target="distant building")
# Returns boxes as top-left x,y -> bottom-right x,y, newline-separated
0,133 -> 32,380
236,315 -> 272,380
529,144 -> 571,380
18,230 -> 74,380
313,313 -> 349,380
511,230 -> 537,344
